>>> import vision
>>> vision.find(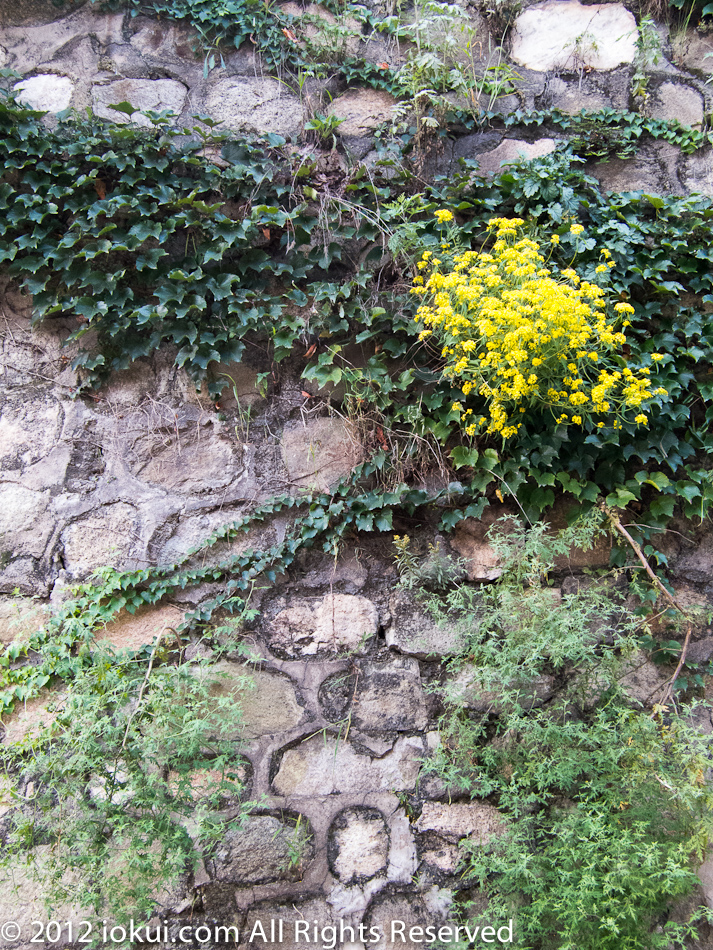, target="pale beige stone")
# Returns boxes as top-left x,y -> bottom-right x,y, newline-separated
270,593 -> 378,656
205,77 -> 302,135
330,808 -> 389,883
1,688 -> 65,746
92,78 -> 187,126
326,89 -> 398,137
13,74 -> 73,112
208,662 -> 306,739
272,734 -> 424,796
416,801 -> 506,843
281,417 -> 363,492
510,1 -> 637,72
475,138 -> 558,177
0,597 -> 47,646
96,603 -> 185,652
